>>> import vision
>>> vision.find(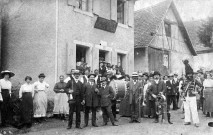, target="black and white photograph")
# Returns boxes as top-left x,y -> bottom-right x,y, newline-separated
0,0 -> 213,134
